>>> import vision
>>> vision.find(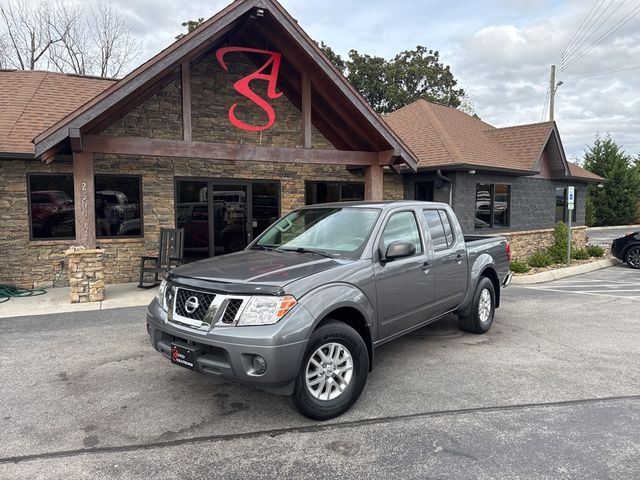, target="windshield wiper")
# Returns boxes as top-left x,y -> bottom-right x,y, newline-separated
280,247 -> 334,259
249,245 -> 283,252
